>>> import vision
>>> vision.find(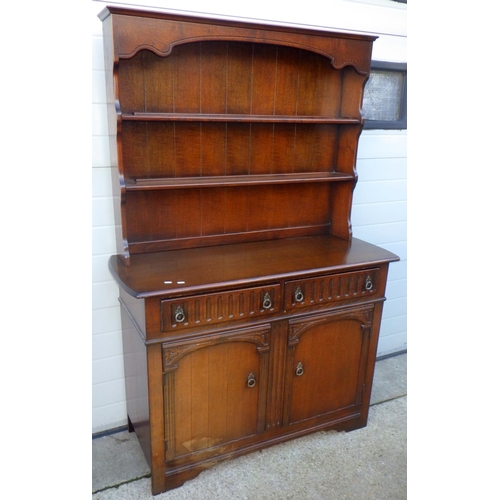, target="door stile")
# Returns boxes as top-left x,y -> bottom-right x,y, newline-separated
163,370 -> 176,461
